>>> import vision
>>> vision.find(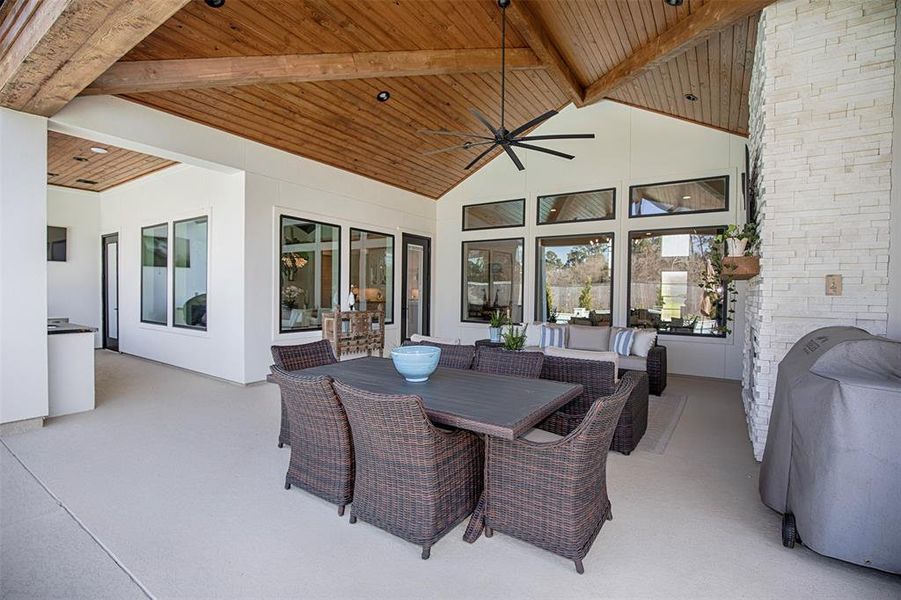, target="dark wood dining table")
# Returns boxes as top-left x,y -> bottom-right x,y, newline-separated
288,356 -> 583,439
